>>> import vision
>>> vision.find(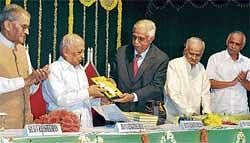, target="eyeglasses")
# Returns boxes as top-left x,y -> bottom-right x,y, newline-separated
132,35 -> 147,43
11,20 -> 30,31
